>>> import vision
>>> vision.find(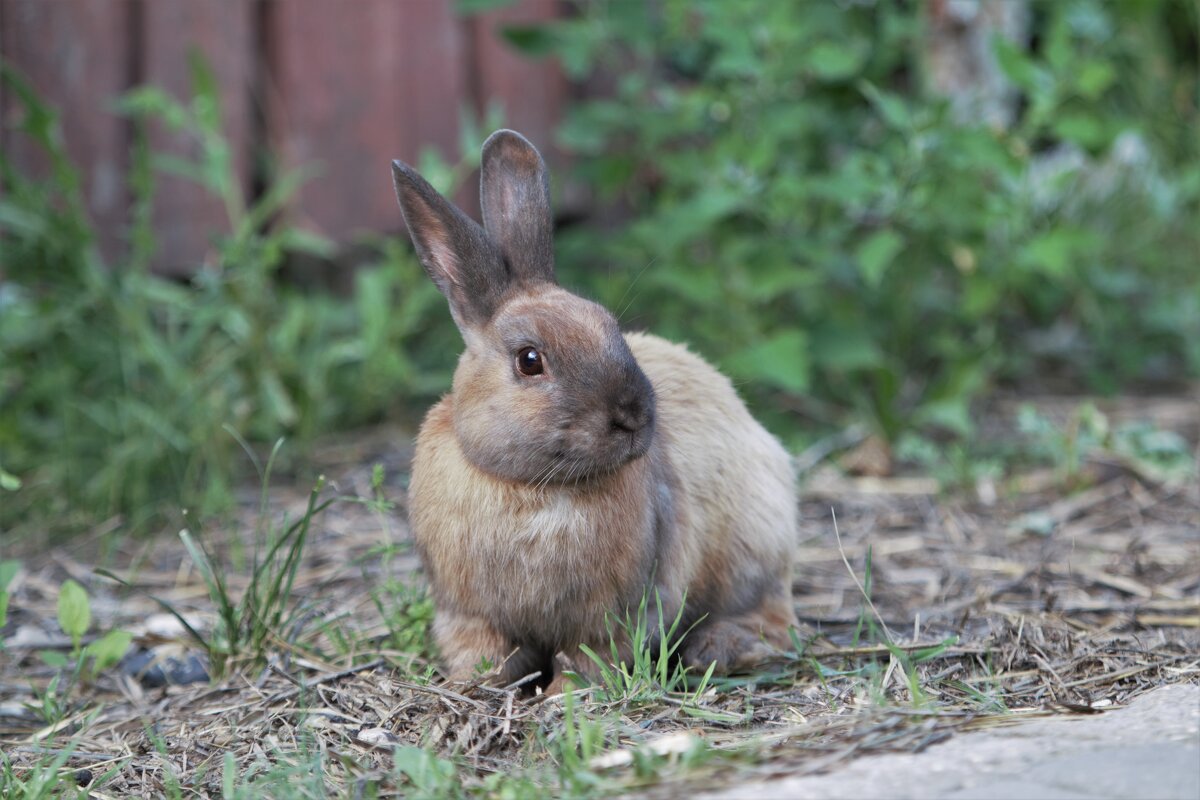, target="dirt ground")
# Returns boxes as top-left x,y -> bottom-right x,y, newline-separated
1,394 -> 1197,796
